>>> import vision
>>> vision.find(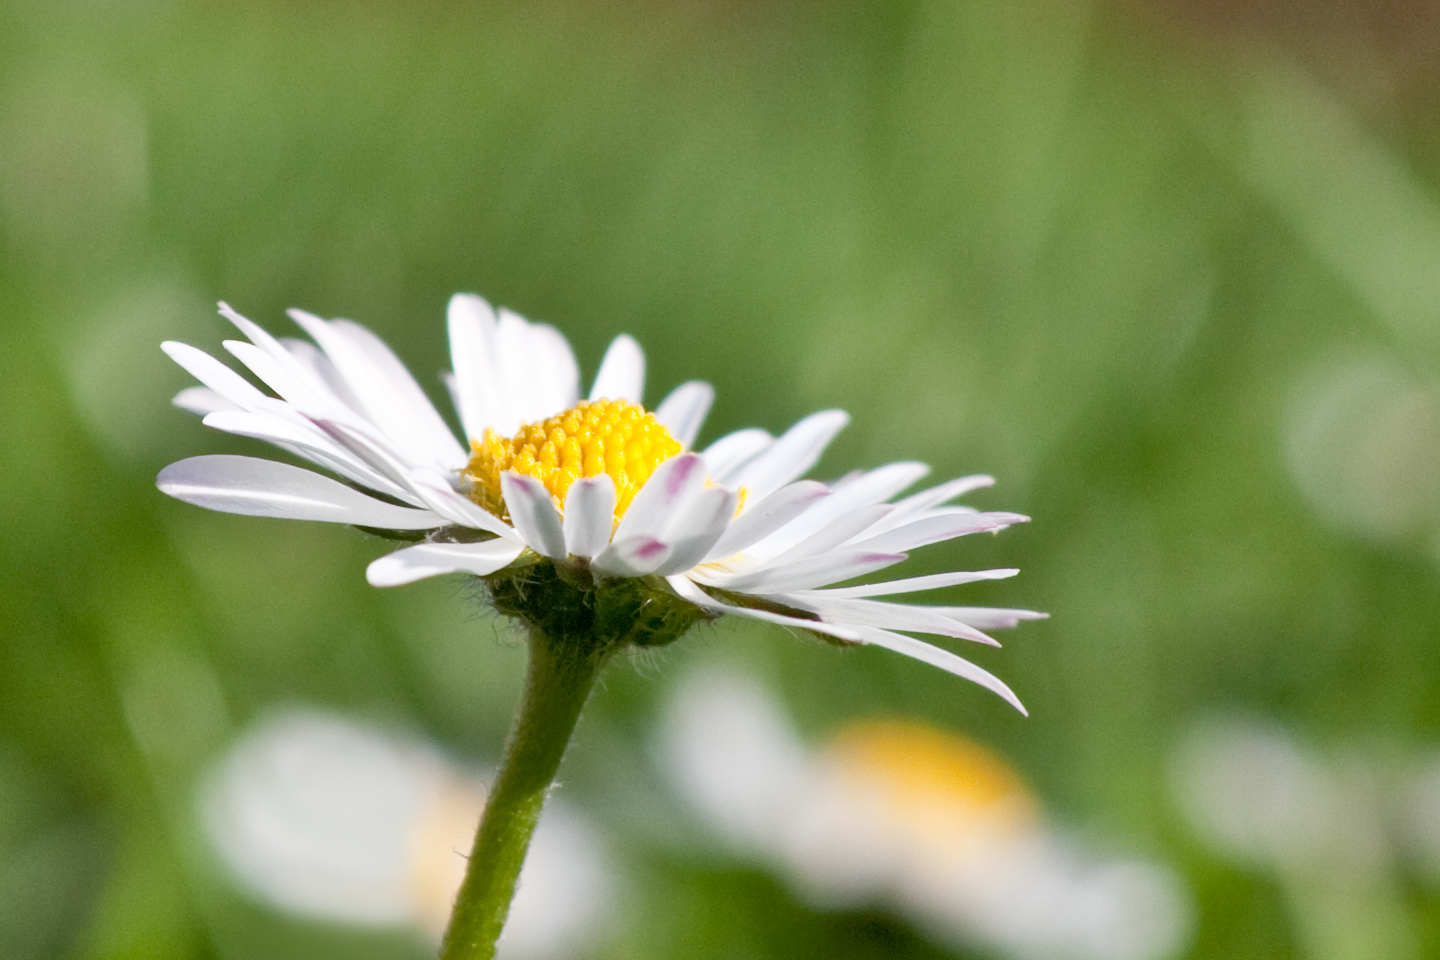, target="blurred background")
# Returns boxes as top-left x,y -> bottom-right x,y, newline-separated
4,0 -> 1440,957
